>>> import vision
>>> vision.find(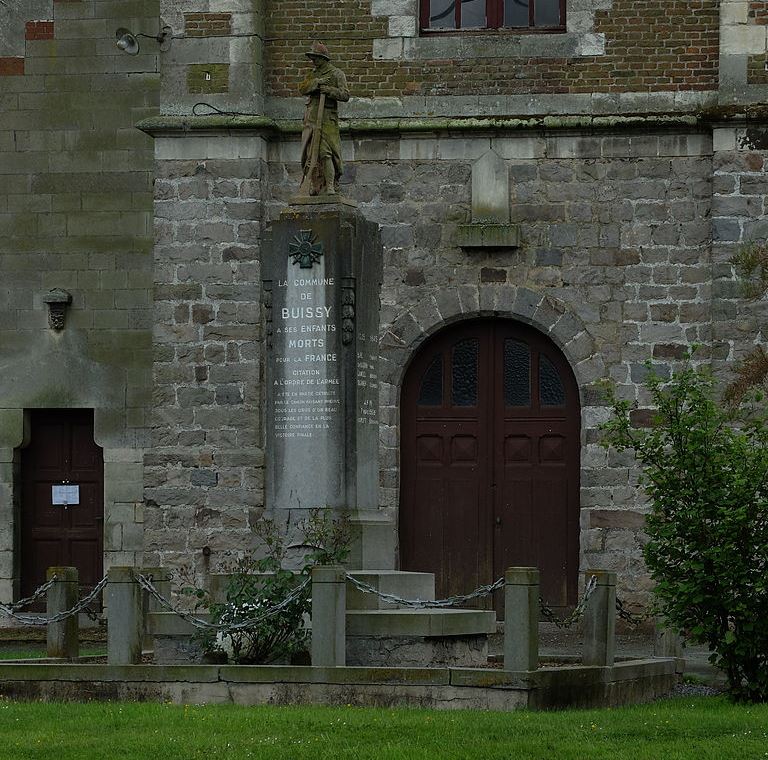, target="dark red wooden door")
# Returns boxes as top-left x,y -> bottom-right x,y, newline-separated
21,409 -> 104,605
400,320 -> 580,613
